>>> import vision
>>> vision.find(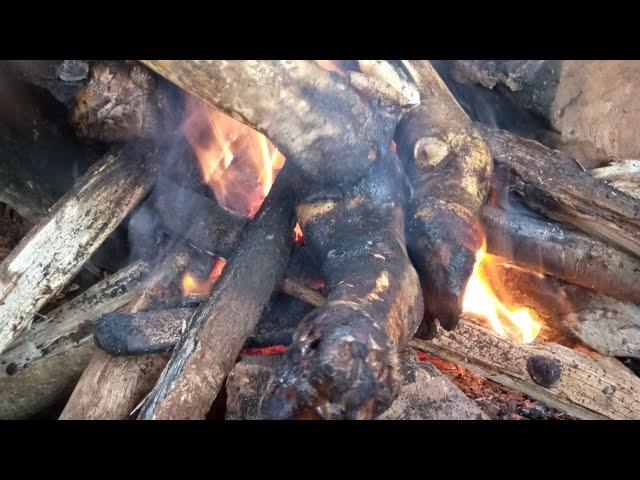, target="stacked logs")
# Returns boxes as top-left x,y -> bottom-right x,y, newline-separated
1,60 -> 640,420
